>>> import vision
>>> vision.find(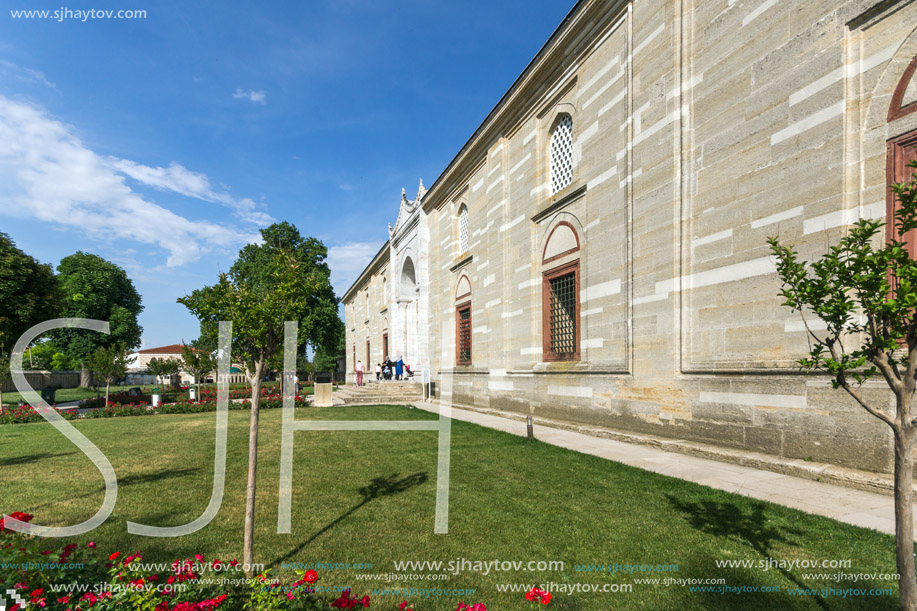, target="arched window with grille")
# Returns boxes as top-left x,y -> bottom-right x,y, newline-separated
542,221 -> 581,362
550,114 -> 574,195
458,204 -> 469,254
455,275 -> 472,365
